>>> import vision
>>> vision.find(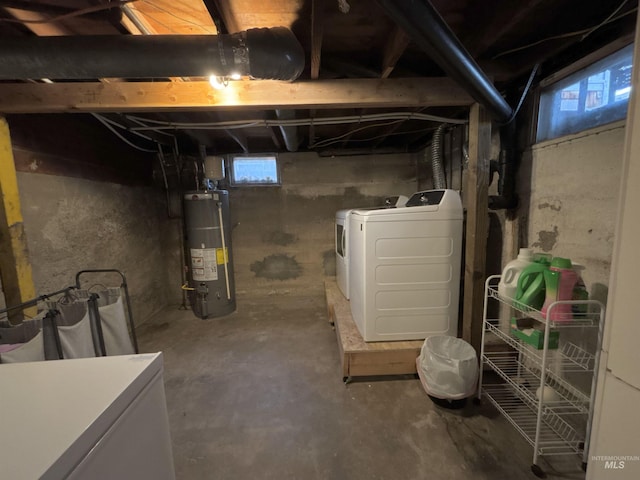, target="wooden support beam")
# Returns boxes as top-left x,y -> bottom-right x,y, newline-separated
462,104 -> 491,354
310,0 -> 326,80
0,78 -> 474,114
381,25 -> 410,79
0,117 -> 36,323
